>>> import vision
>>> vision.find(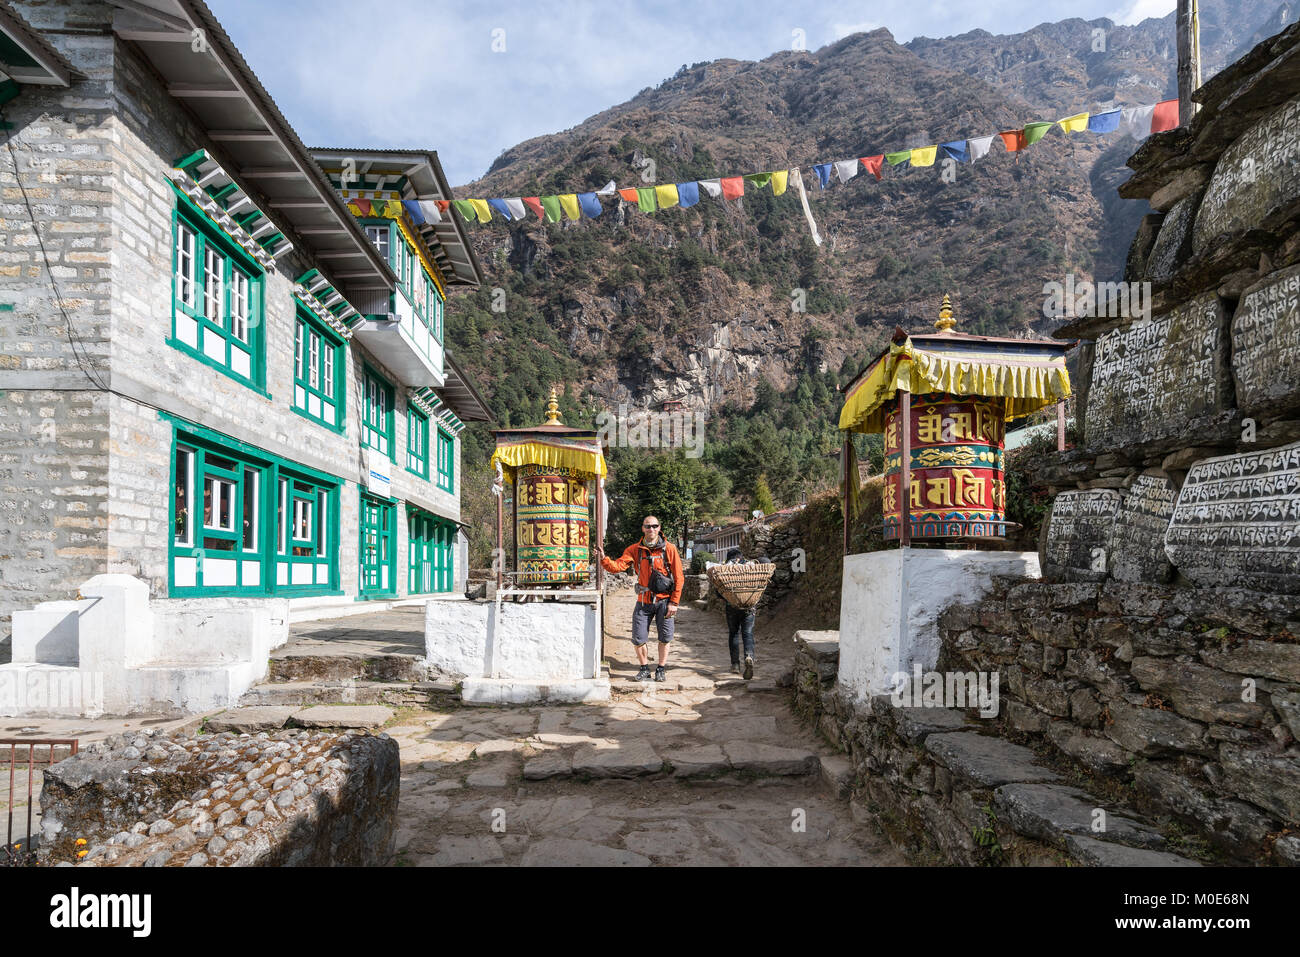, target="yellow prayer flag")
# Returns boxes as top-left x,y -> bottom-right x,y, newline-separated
559,194 -> 581,220
771,170 -> 789,196
346,202 -> 363,216
1058,112 -> 1090,134
654,184 -> 679,209
910,146 -> 938,168
468,198 -> 492,223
